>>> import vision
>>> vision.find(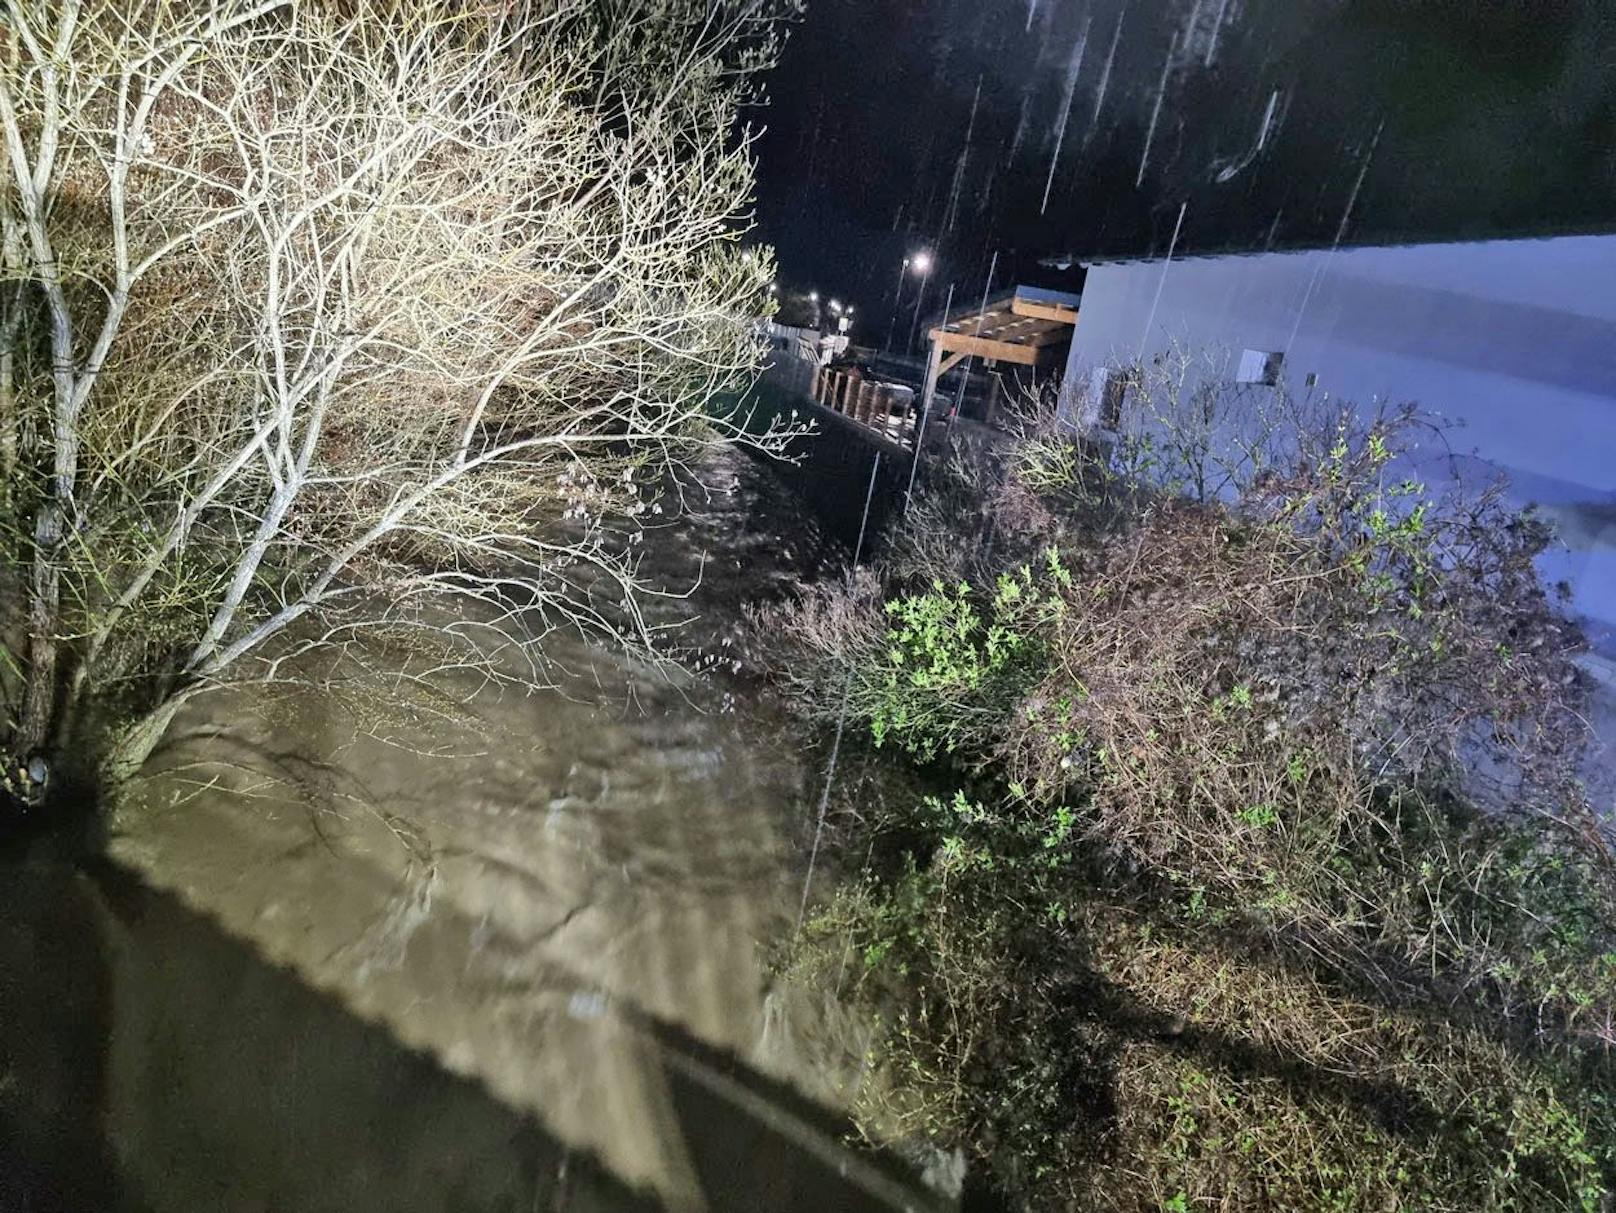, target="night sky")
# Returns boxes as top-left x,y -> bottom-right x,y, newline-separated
750,0 -> 1616,324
